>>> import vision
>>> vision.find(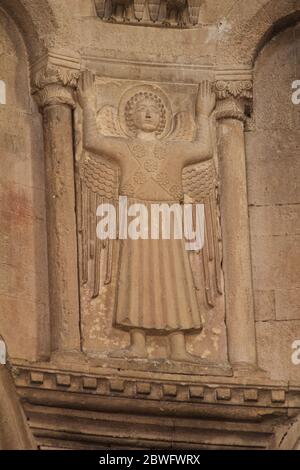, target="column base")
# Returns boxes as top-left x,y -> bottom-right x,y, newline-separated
232,362 -> 269,379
